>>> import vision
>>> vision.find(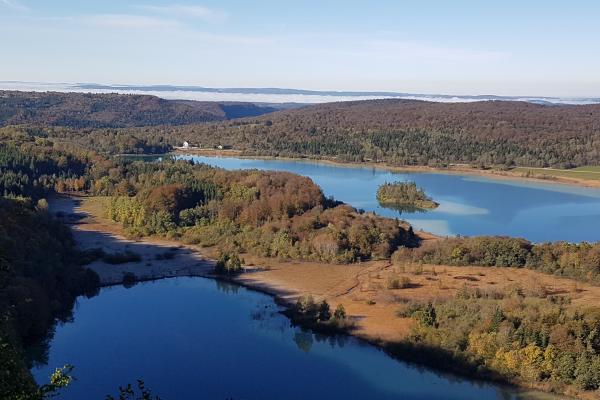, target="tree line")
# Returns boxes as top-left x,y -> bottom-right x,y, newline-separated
393,236 -> 600,283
